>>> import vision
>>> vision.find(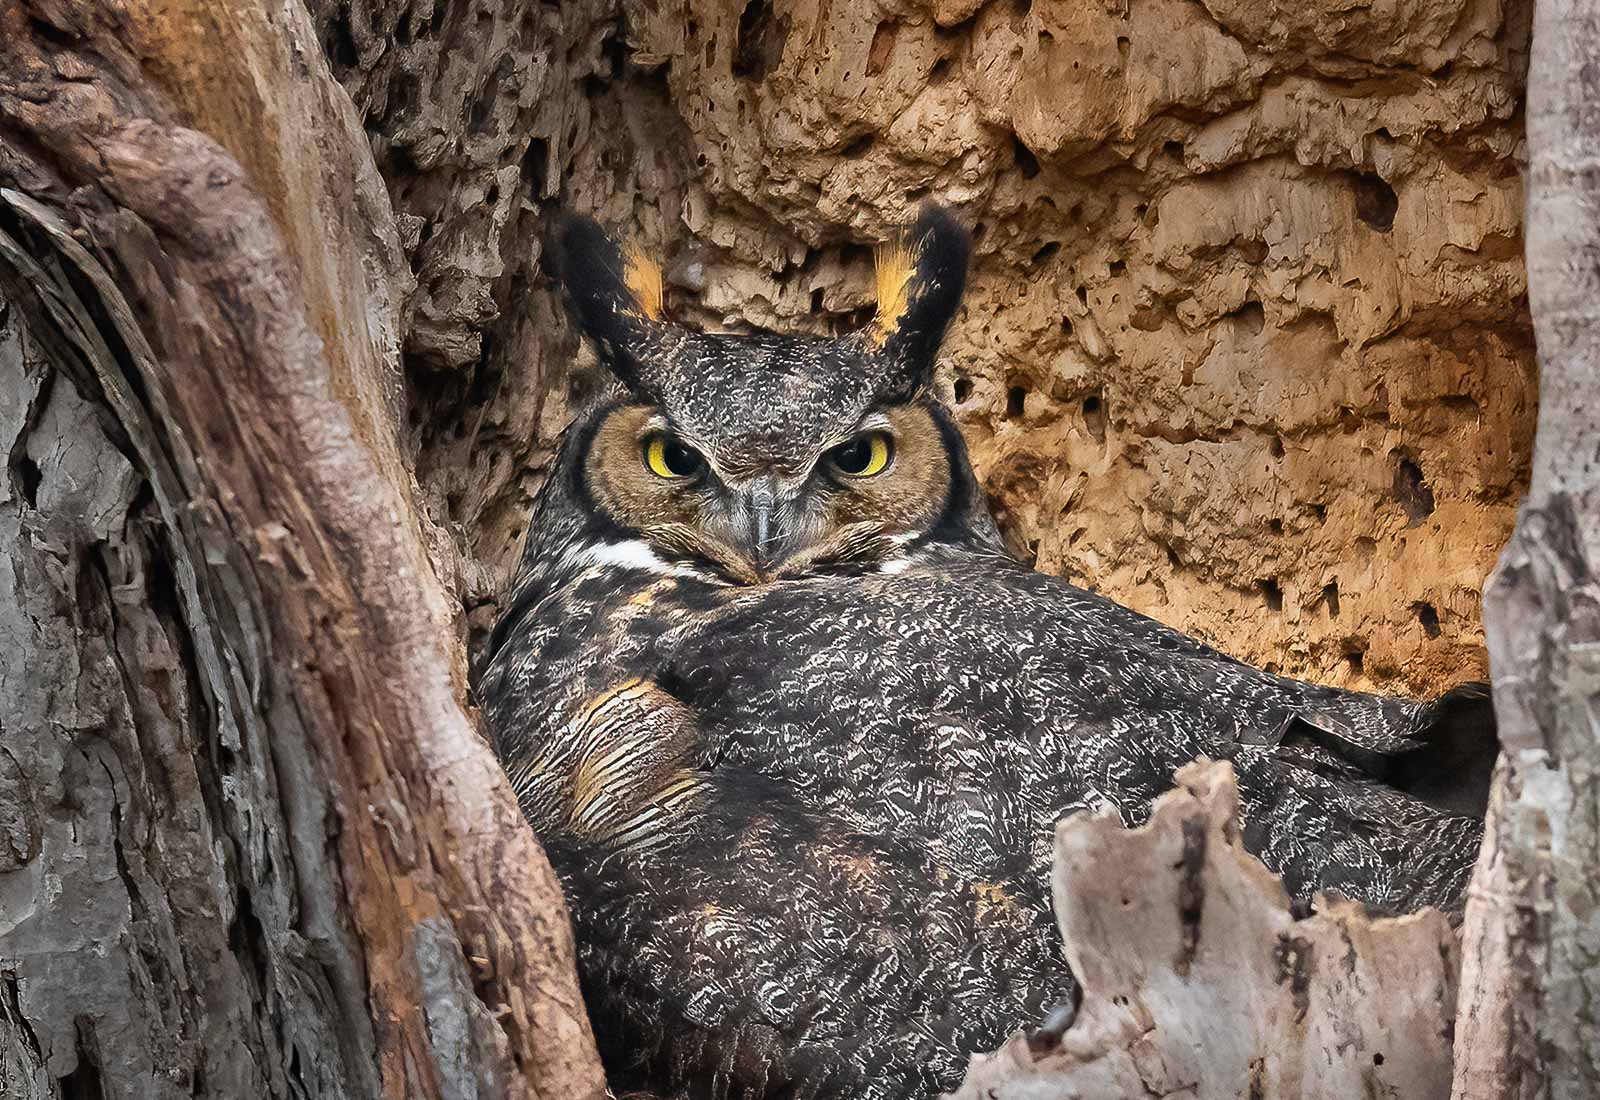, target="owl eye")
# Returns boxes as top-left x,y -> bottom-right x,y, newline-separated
643,434 -> 705,479
828,432 -> 894,478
